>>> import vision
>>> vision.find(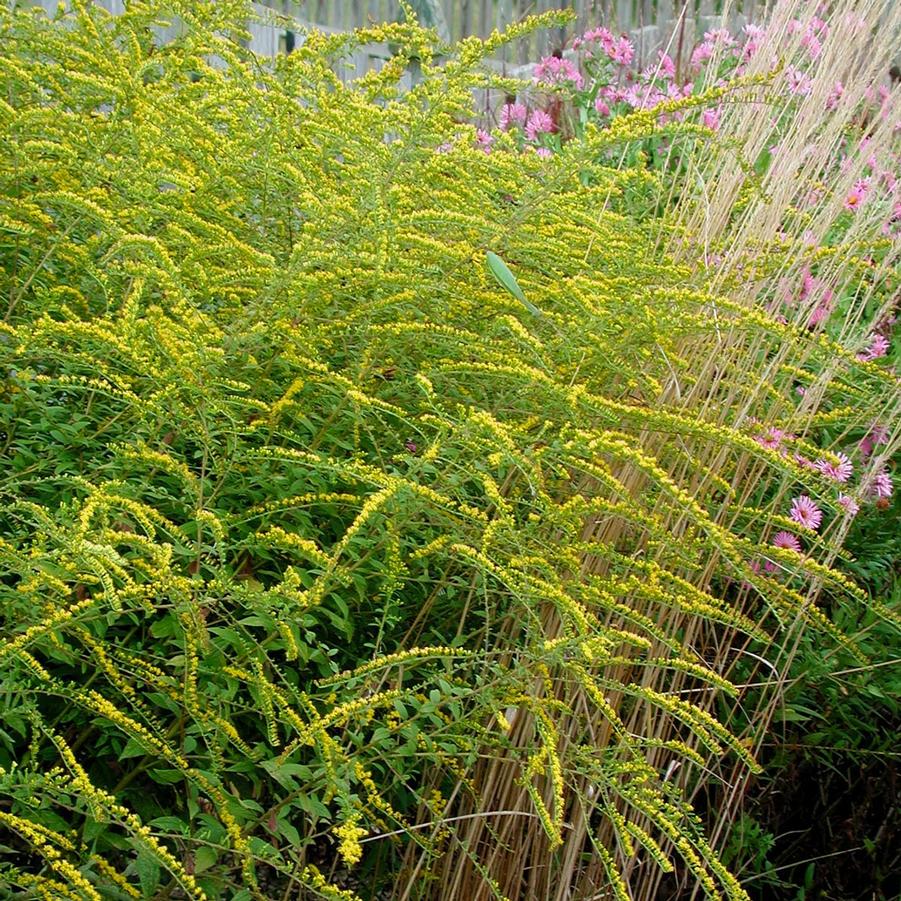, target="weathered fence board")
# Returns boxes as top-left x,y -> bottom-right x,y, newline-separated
20,0 -> 762,70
